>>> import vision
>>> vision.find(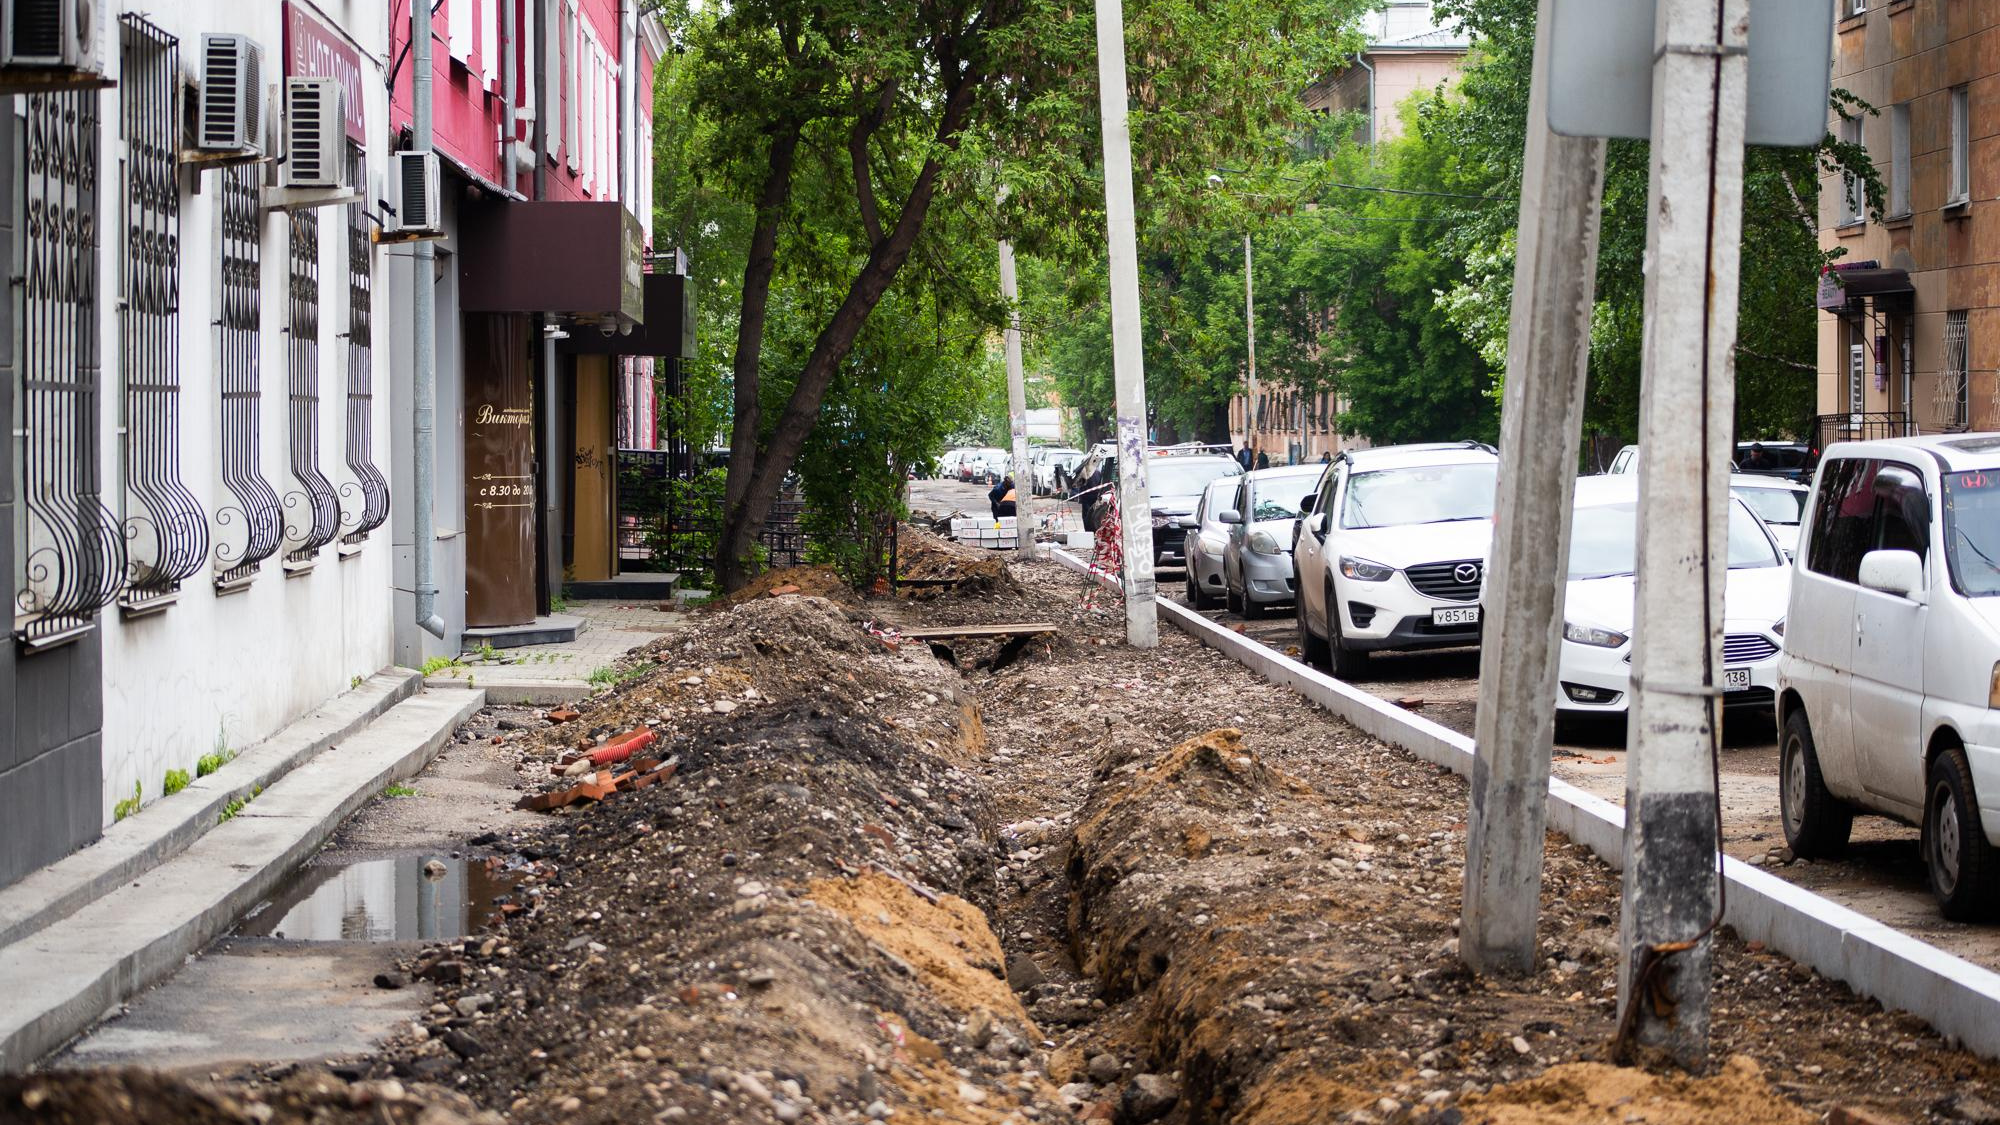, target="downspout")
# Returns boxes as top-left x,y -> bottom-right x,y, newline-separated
1355,53 -> 1375,150
536,0 -> 563,610
502,0 -> 517,197
412,0 -> 446,638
